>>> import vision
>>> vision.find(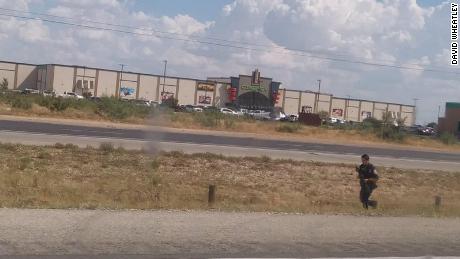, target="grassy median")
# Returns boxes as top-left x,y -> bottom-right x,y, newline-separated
0,142 -> 459,217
